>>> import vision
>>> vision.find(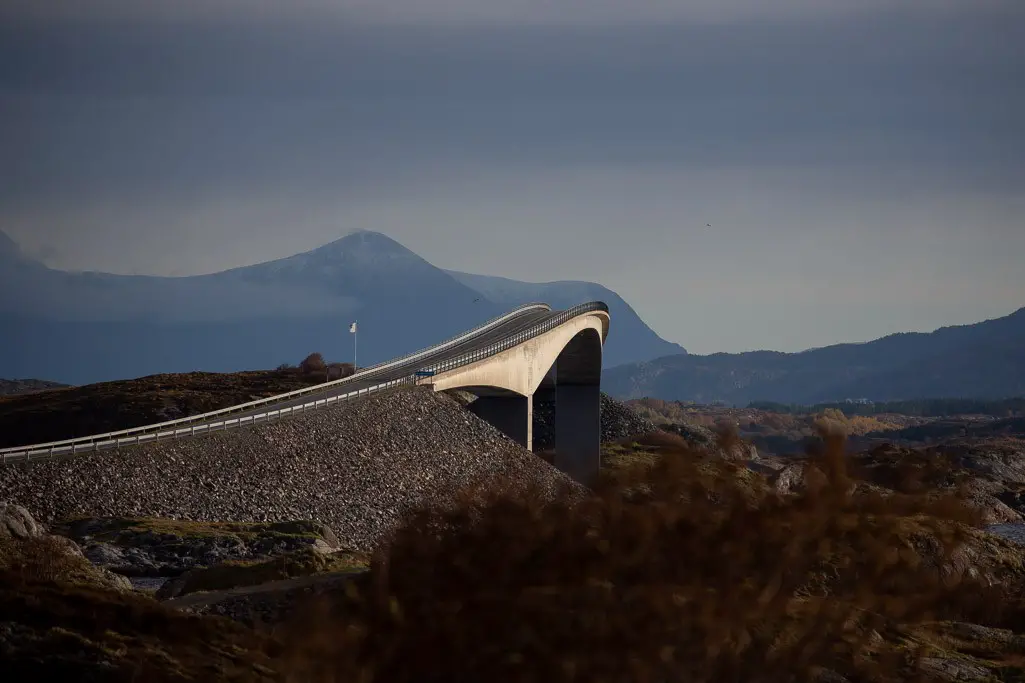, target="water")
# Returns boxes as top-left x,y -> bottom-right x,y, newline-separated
128,576 -> 170,592
986,523 -> 1025,545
